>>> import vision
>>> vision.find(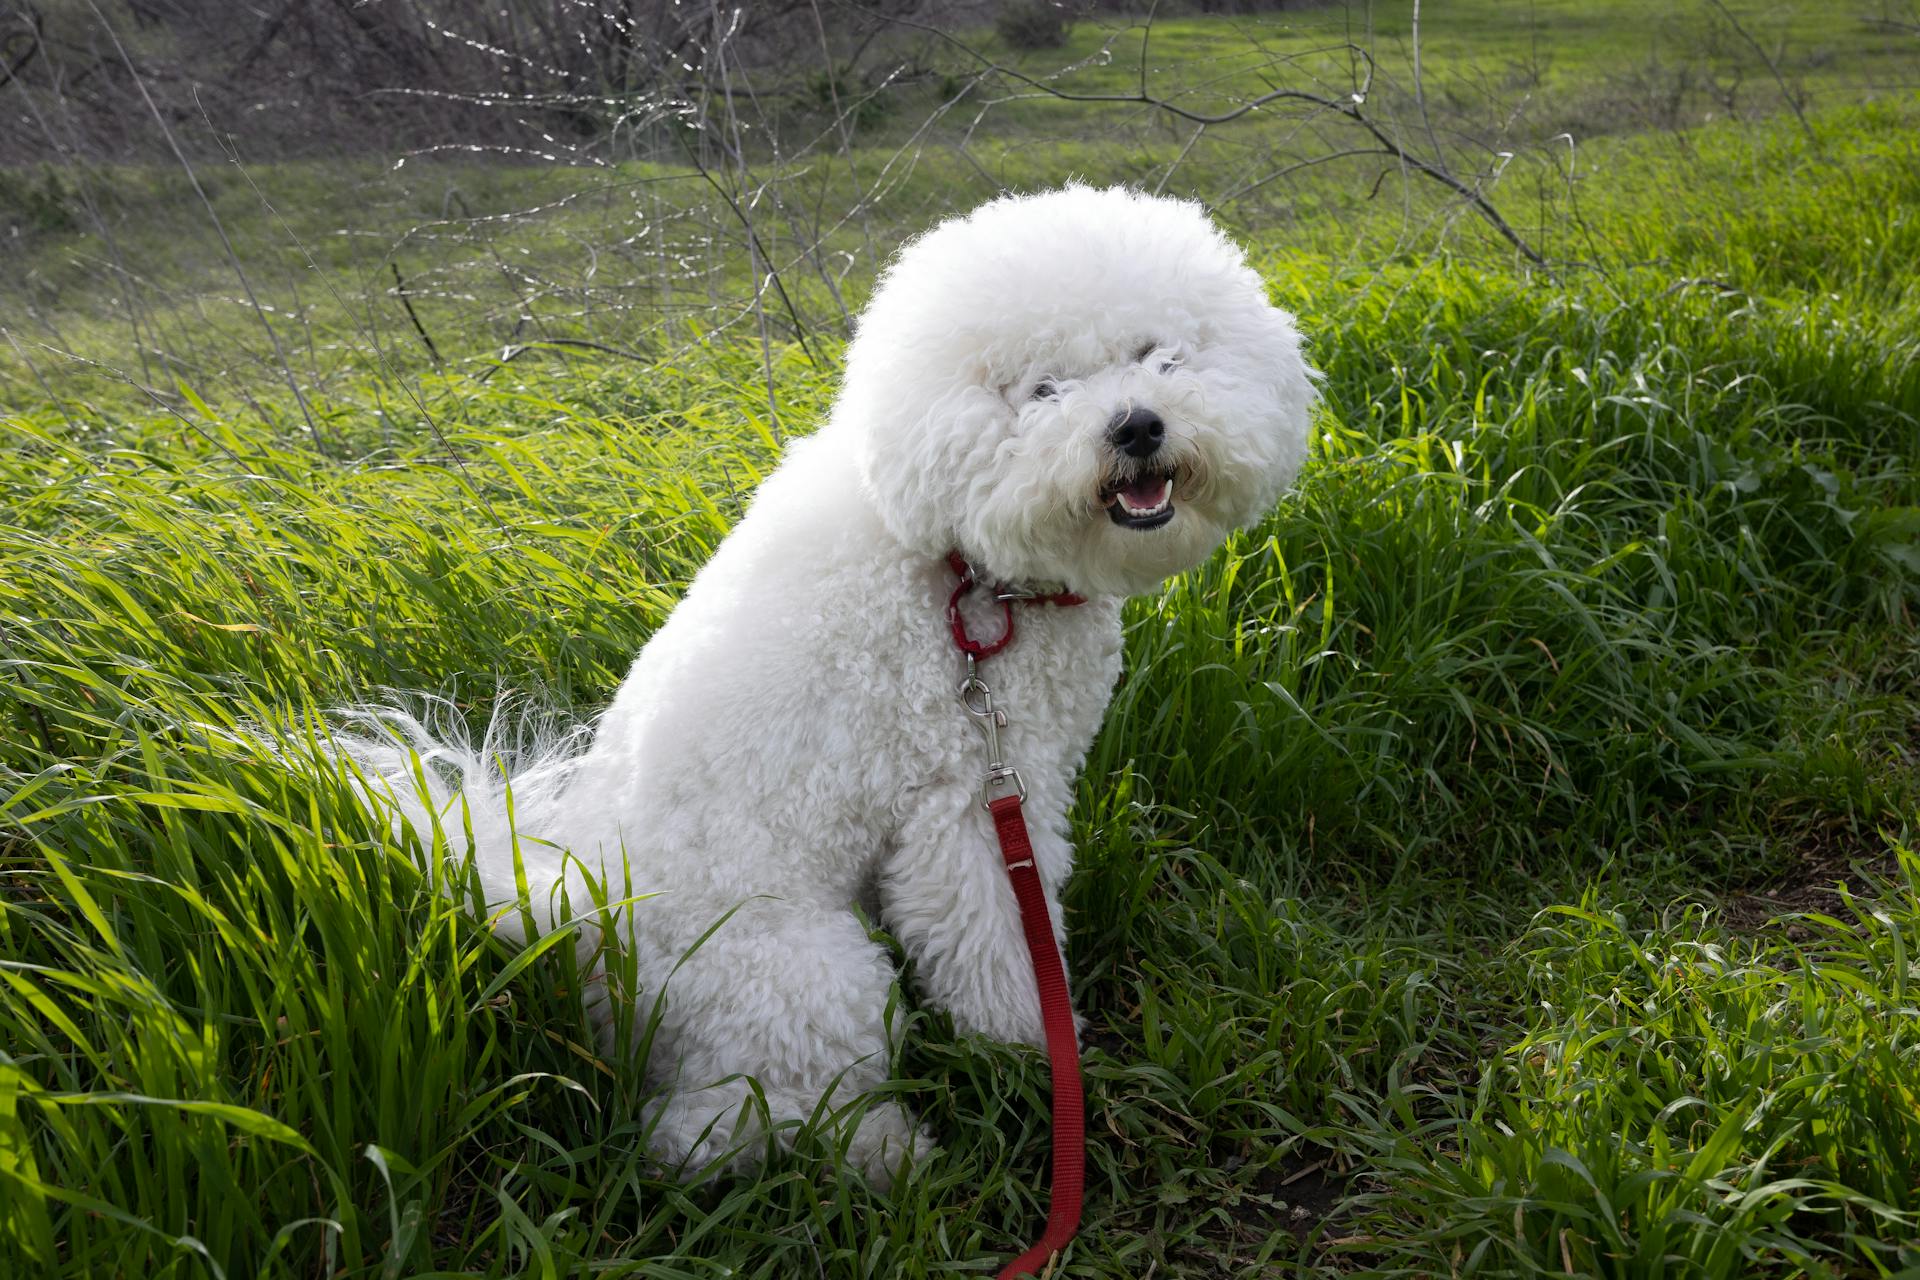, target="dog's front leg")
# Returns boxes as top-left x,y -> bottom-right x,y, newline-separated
879,782 -> 1074,1048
